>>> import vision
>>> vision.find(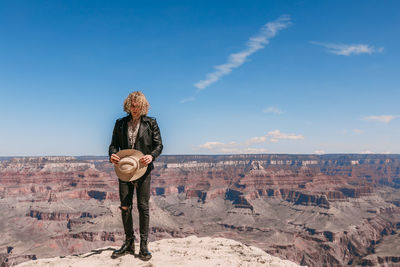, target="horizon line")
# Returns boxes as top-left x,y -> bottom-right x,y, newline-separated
1,153 -> 400,158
